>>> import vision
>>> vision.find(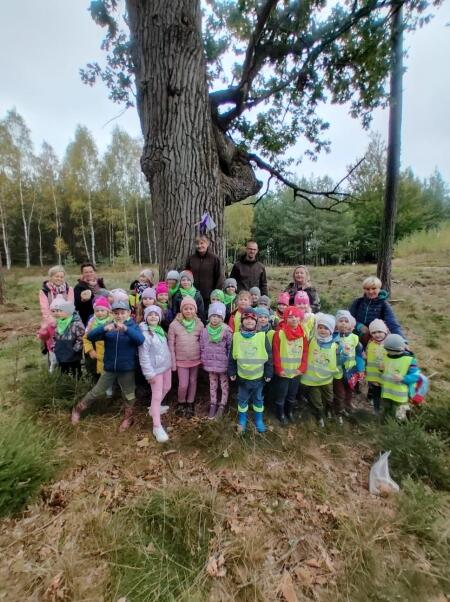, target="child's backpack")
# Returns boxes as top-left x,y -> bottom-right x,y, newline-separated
409,373 -> 429,405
